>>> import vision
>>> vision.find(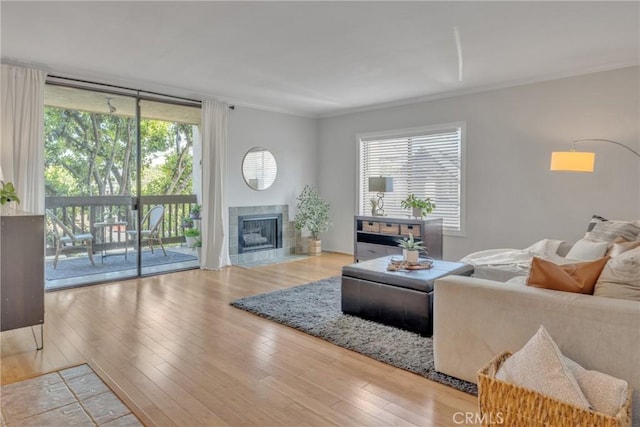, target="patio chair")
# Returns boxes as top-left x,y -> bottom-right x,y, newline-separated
126,205 -> 167,256
46,209 -> 95,269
